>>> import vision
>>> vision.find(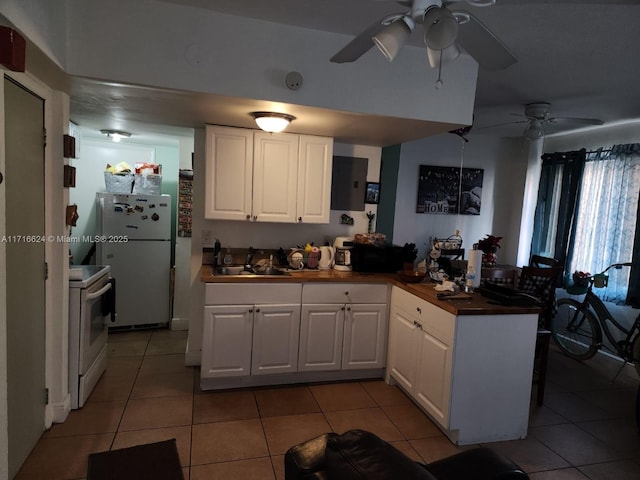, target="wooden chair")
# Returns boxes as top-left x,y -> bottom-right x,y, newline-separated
481,267 -> 518,287
530,254 -> 560,269
518,266 -> 562,406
